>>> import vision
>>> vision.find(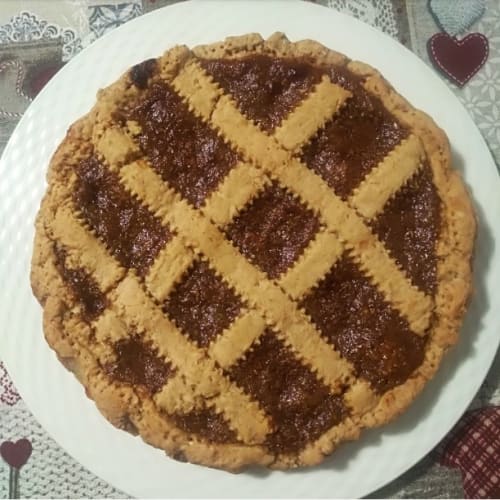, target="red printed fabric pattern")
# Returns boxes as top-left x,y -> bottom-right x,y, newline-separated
440,407 -> 500,499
